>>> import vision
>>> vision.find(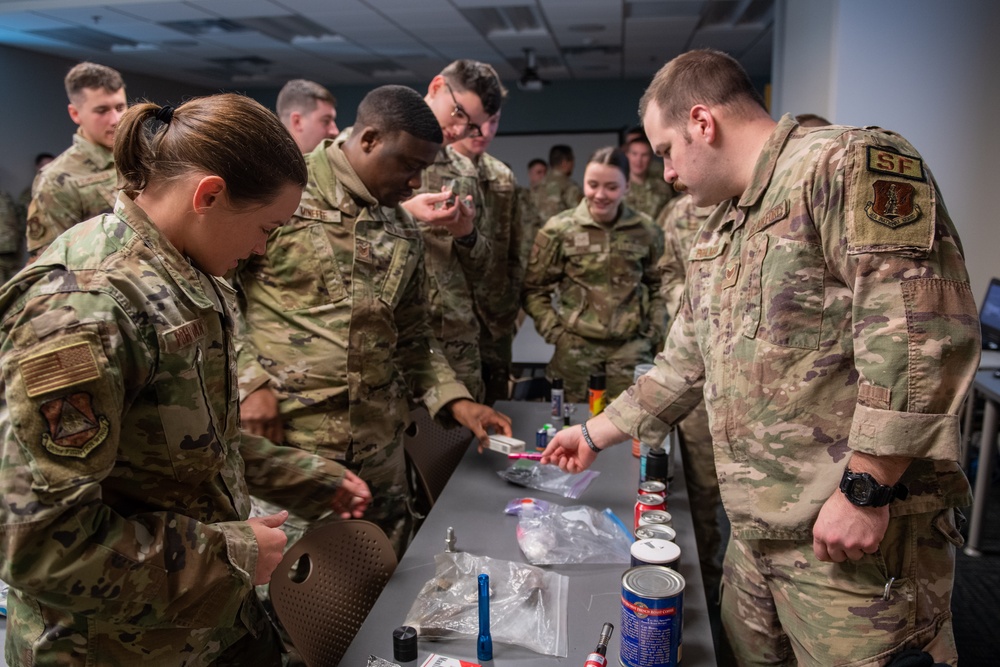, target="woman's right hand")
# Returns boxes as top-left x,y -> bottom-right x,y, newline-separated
247,510 -> 288,585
